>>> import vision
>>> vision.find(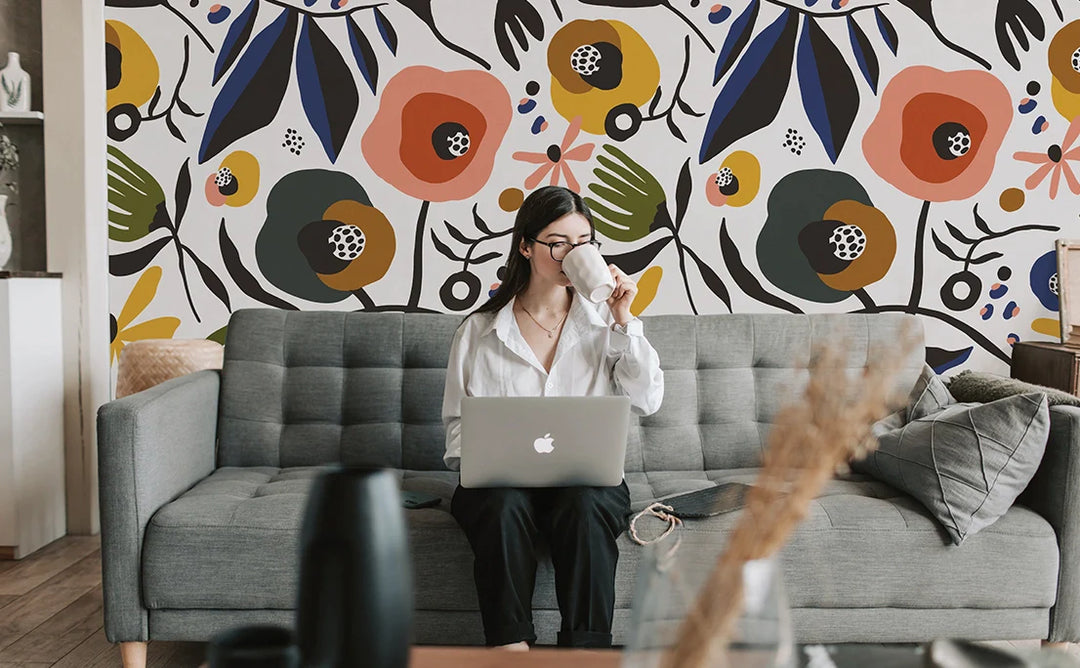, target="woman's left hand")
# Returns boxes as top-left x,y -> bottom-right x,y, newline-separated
606,264 -> 637,326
